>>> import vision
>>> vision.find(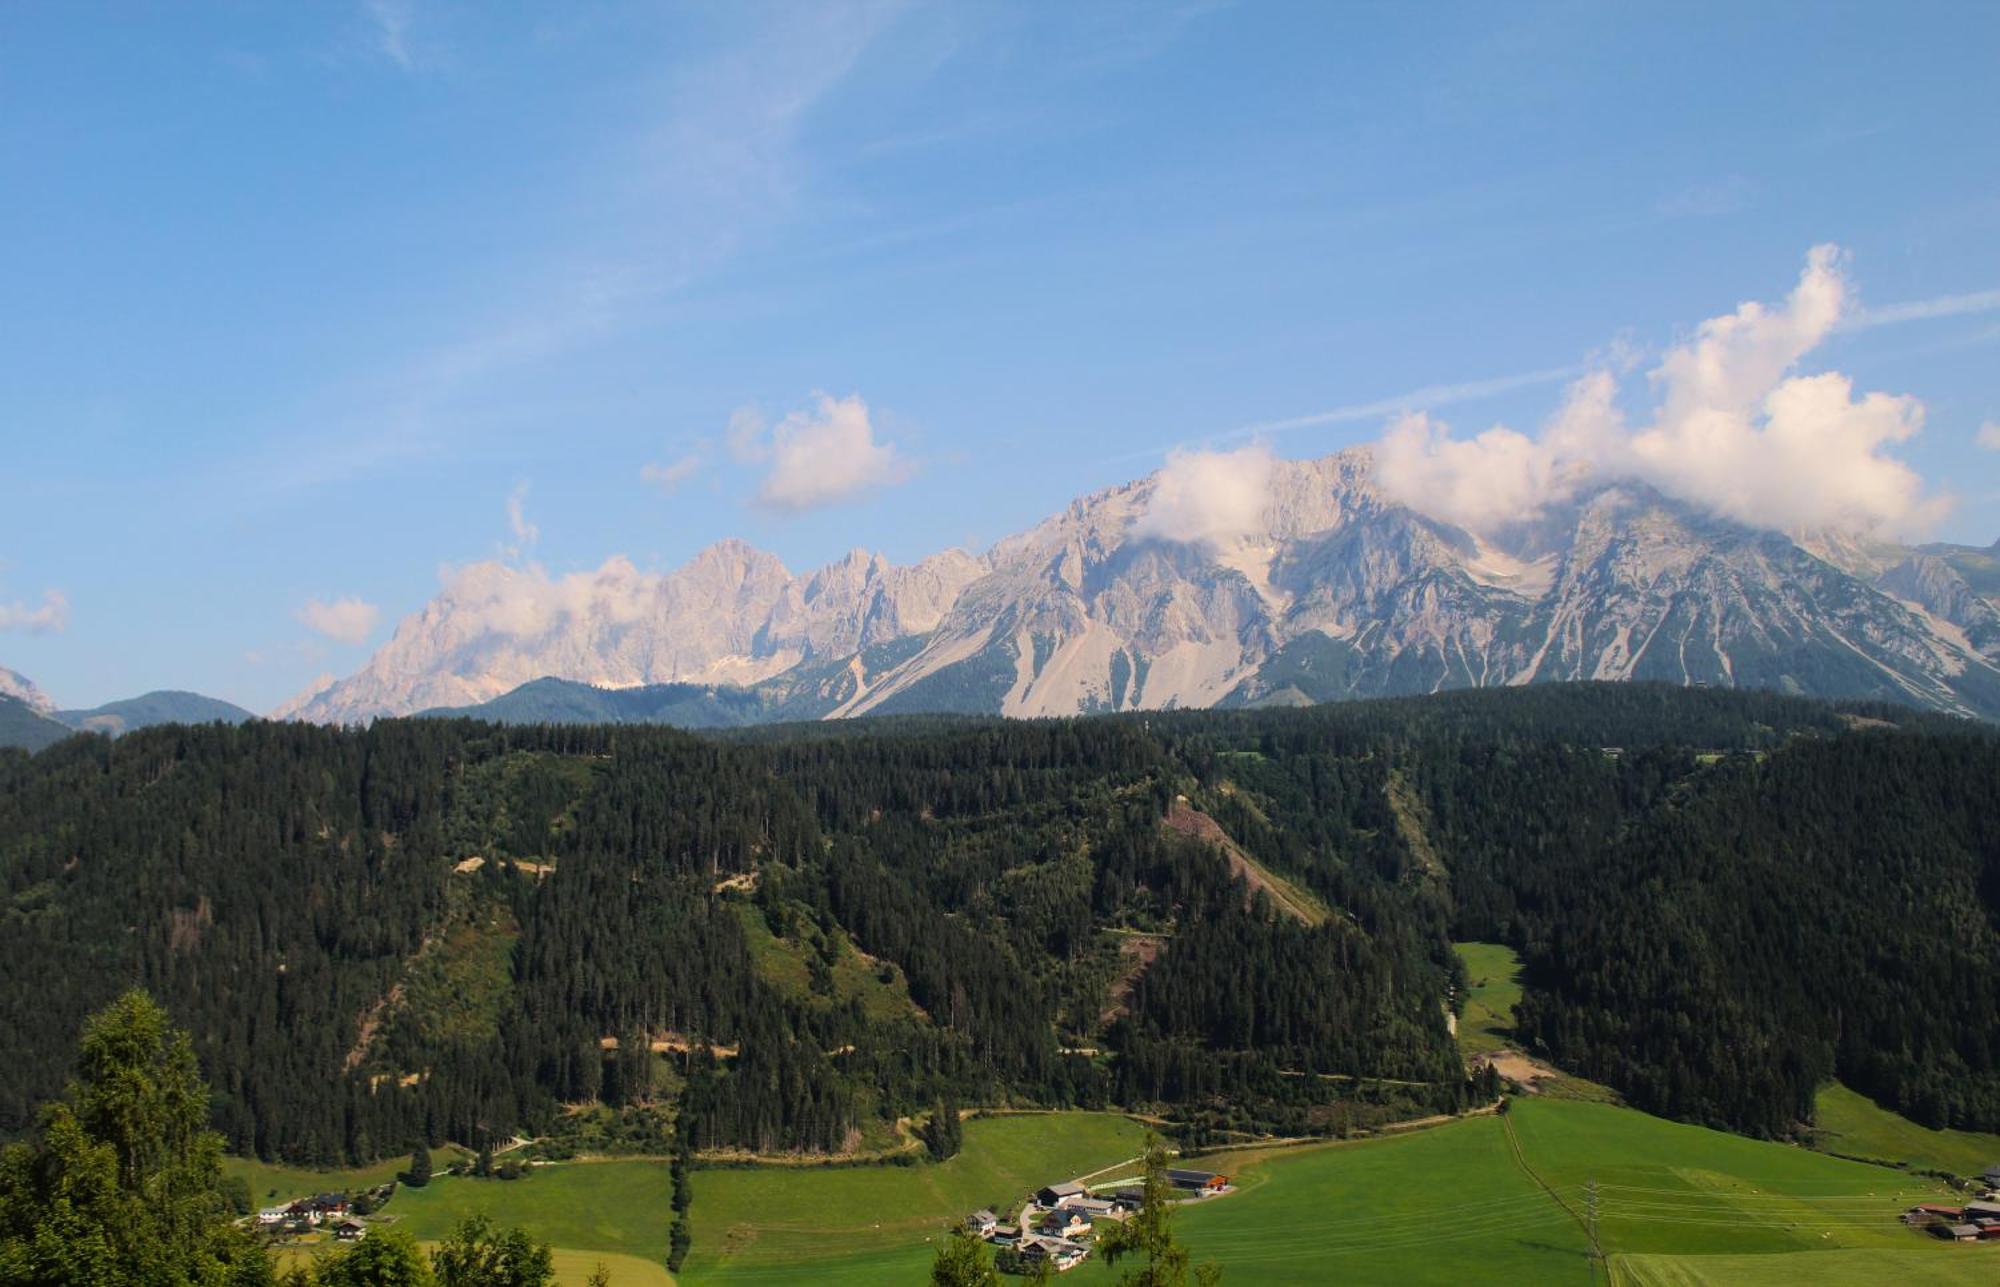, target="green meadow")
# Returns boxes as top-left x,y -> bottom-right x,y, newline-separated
685,1111 -> 1147,1282
1453,941 -> 1524,1055
231,1095 -> 2000,1285
1811,1081 -> 2000,1179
